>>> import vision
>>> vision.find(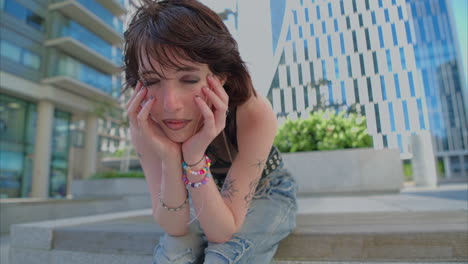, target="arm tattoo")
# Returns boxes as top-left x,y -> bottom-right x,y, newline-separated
221,178 -> 238,202
251,159 -> 265,174
244,178 -> 258,208
137,153 -> 143,158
